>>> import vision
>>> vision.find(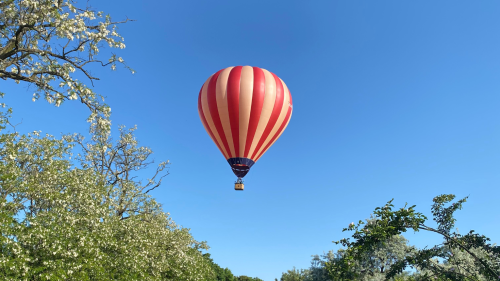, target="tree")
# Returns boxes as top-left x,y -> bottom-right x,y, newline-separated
279,233 -> 414,281
203,253 -> 235,281
279,266 -> 310,281
0,109 -> 214,280
327,233 -> 415,281
0,1 -> 217,280
327,194 -> 500,280
0,0 -> 132,126
235,276 -> 264,281
307,251 -> 335,281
